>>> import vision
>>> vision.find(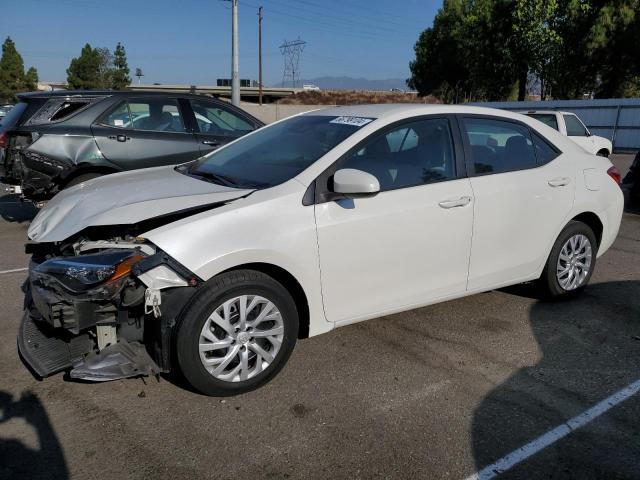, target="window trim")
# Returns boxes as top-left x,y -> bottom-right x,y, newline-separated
309,114 -> 465,205
95,97 -> 192,135
457,114 -> 563,177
